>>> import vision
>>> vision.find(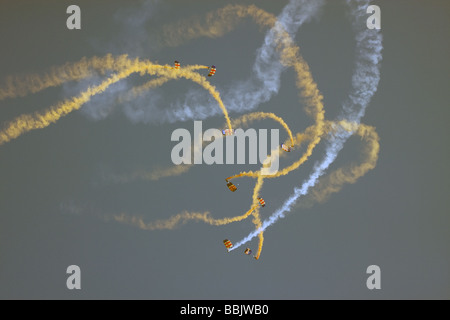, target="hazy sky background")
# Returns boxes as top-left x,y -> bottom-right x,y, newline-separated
0,0 -> 449,299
